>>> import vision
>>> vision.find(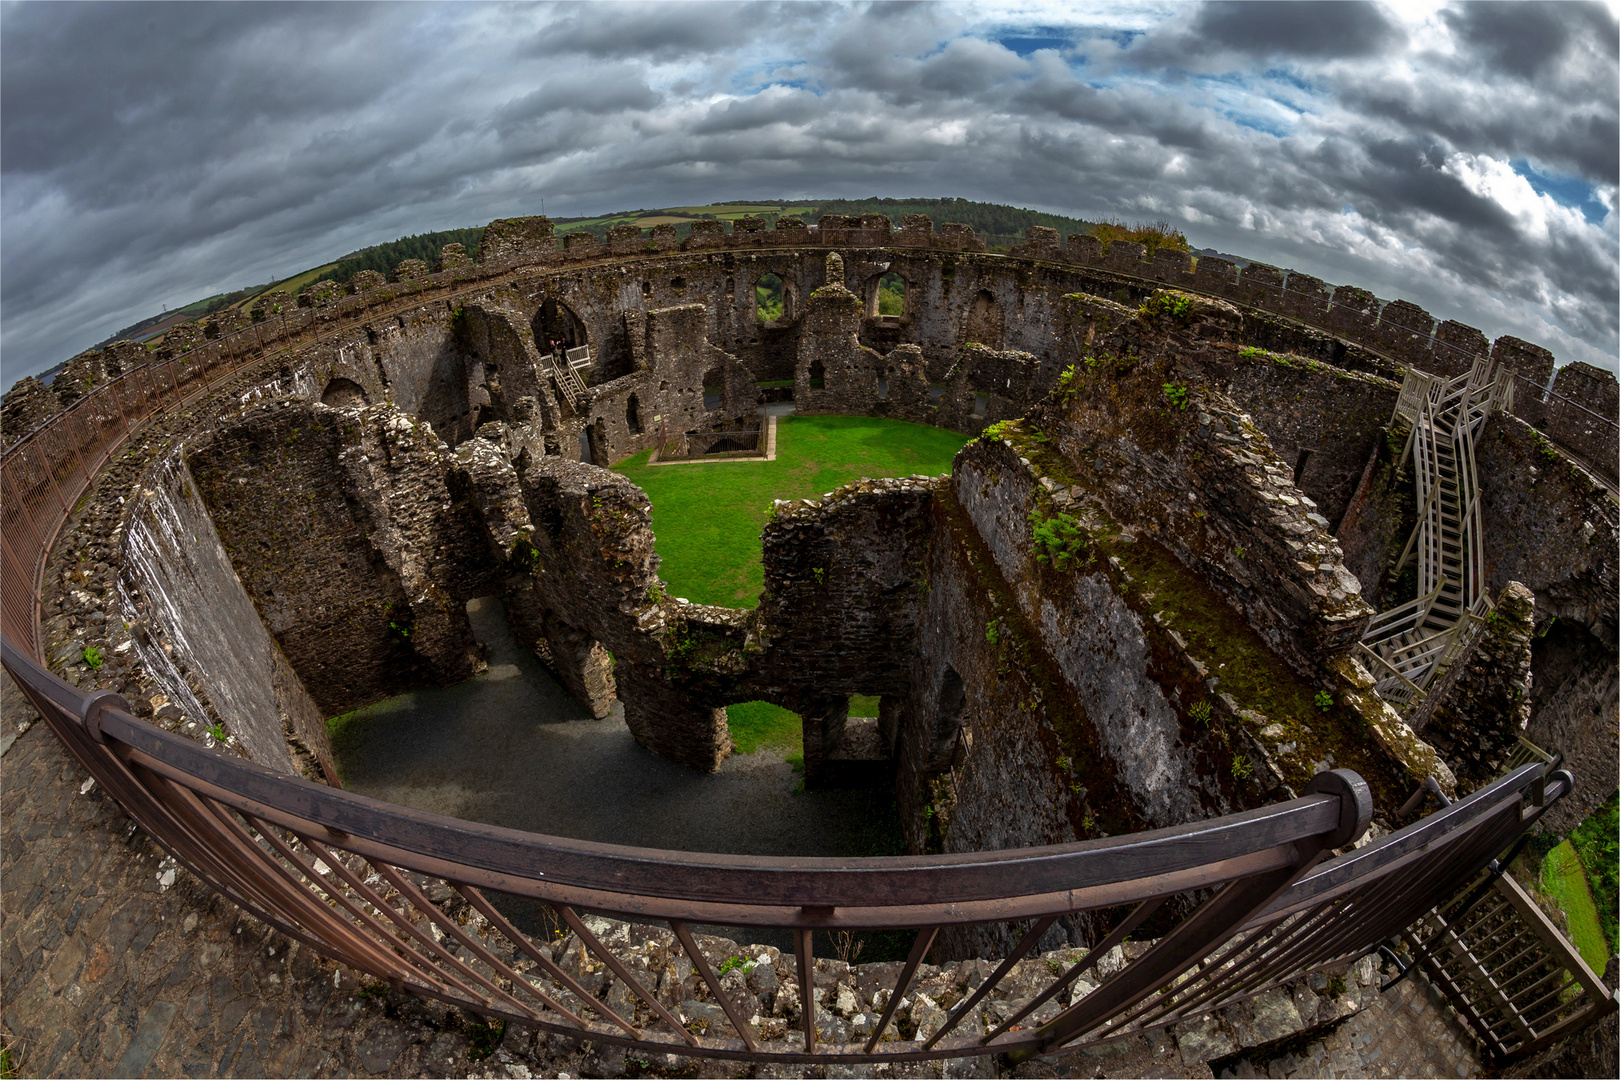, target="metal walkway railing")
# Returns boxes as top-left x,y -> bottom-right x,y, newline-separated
1359,359 -> 1510,710
0,635 -> 1589,1066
